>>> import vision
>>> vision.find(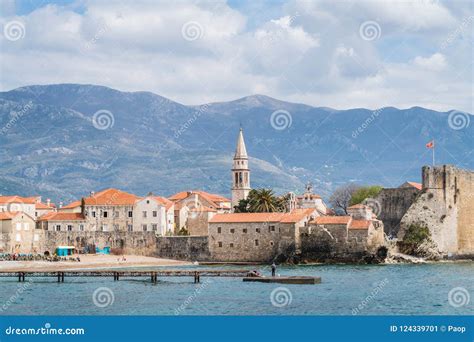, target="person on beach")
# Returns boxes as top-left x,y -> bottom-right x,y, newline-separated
271,262 -> 276,277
